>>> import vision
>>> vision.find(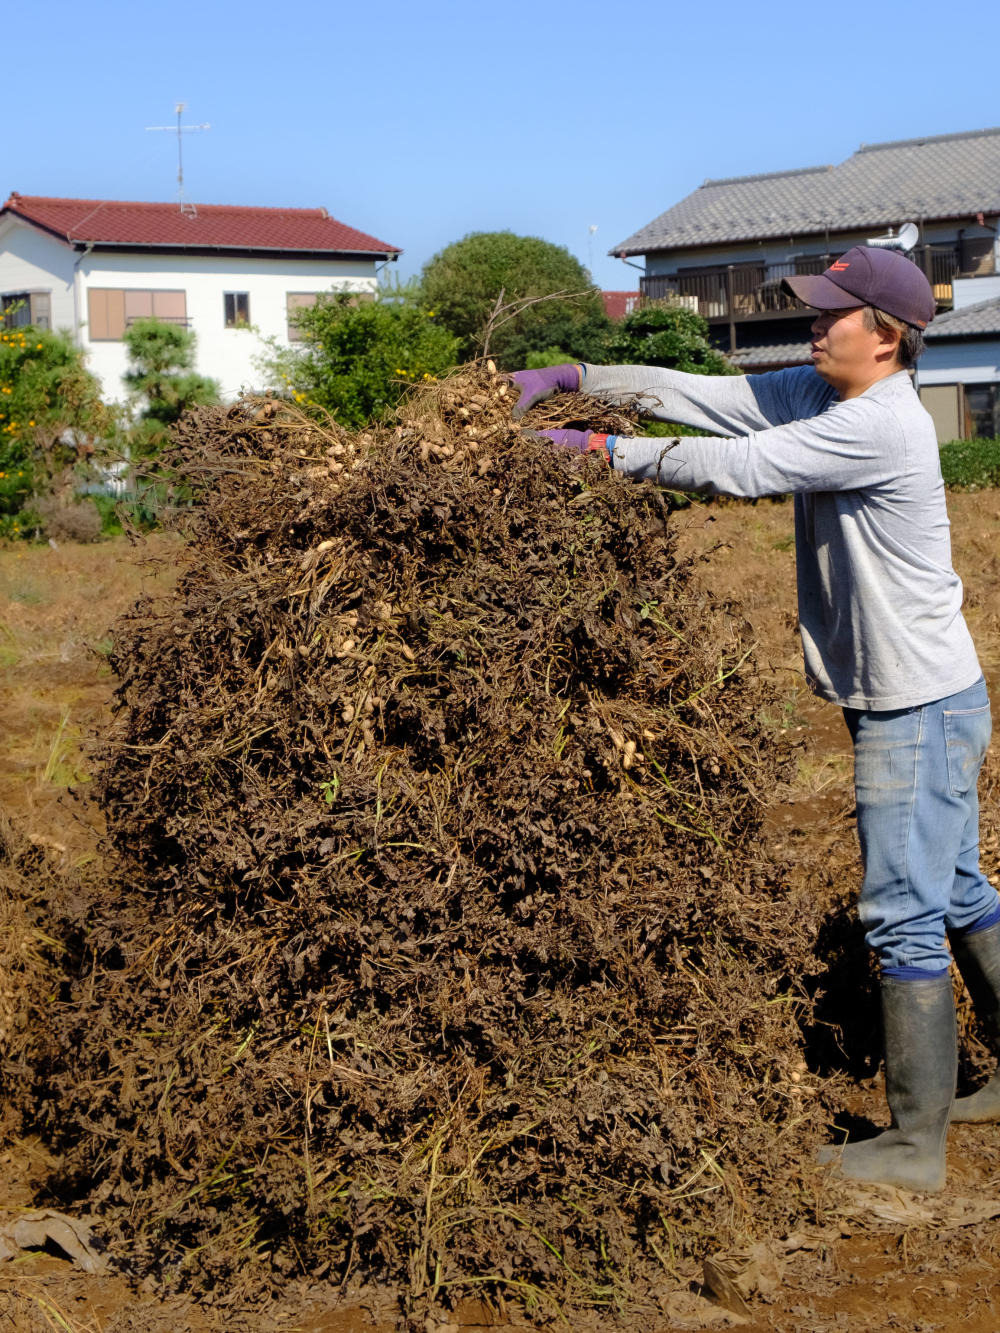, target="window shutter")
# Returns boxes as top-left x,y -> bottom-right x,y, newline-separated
29,292 -> 51,329
88,289 -> 126,340
286,292 -> 318,341
88,290 -> 107,340
124,290 -> 154,324
152,291 -> 187,323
